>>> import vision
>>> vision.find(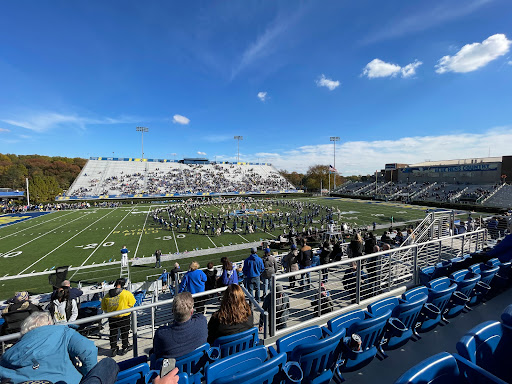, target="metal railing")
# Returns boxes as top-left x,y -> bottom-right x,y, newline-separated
0,285 -> 268,358
266,228 -> 487,338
